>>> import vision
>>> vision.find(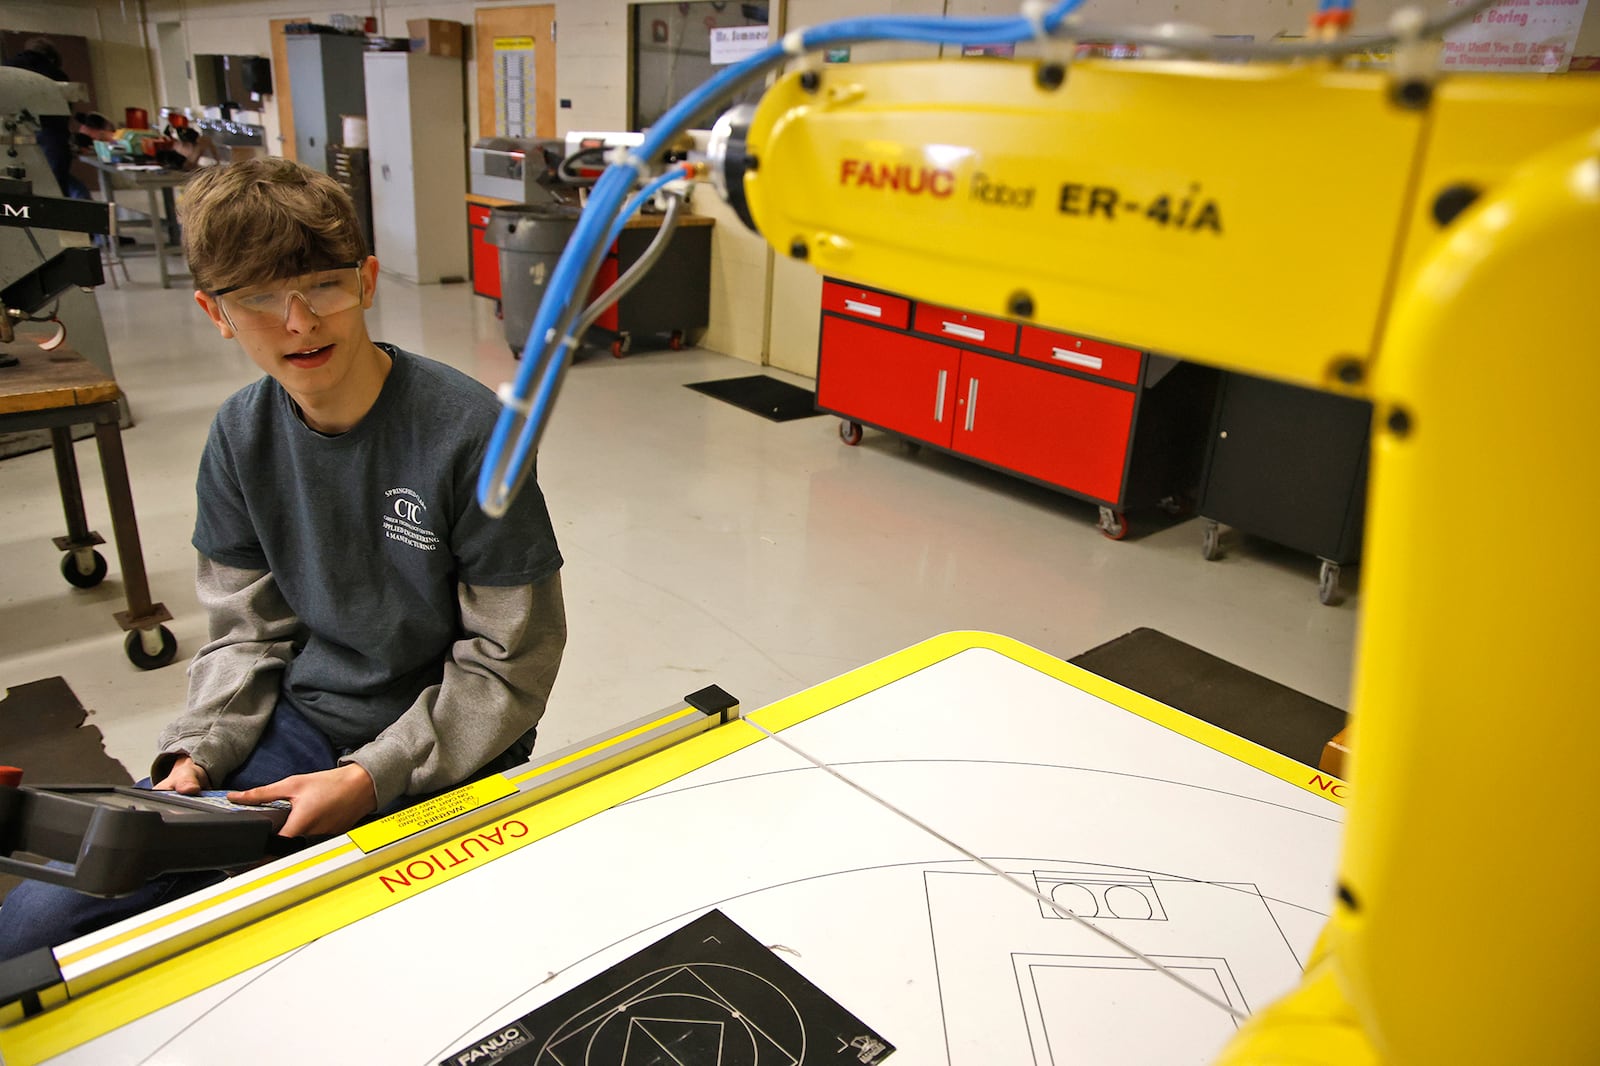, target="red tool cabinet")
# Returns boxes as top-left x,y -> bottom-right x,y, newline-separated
466,198 -> 503,300
815,278 -> 1216,538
